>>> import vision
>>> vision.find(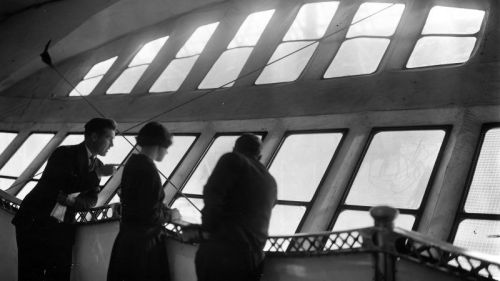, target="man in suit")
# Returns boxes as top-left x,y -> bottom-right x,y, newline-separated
12,118 -> 117,281
195,133 -> 277,281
